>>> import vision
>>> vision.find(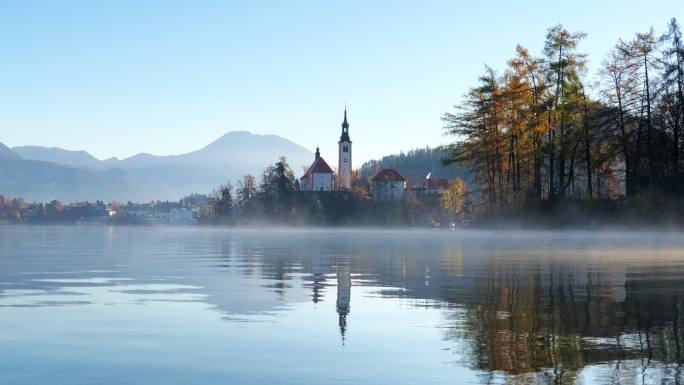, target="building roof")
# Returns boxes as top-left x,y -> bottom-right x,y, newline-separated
426,177 -> 450,190
301,157 -> 334,179
371,168 -> 407,182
